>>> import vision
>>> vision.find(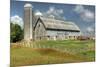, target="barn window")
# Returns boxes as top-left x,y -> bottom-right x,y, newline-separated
38,24 -> 40,27
47,35 -> 50,38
